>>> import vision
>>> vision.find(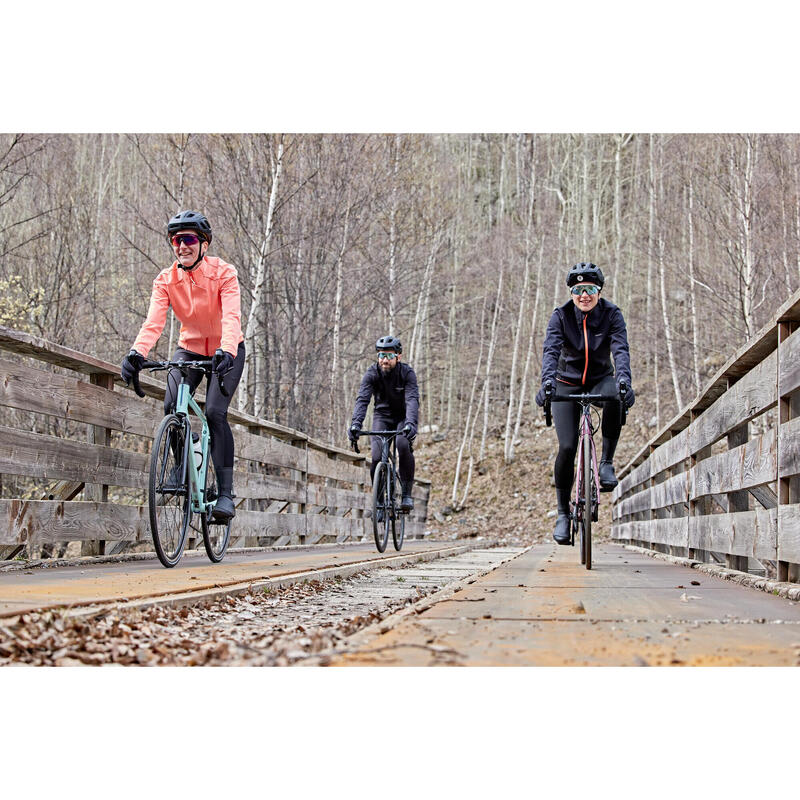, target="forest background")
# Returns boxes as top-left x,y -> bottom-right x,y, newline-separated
0,132 -> 794,510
